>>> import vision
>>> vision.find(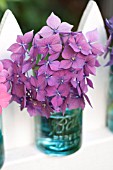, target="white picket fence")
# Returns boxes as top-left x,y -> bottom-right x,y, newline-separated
0,1 -> 113,170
